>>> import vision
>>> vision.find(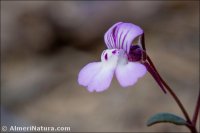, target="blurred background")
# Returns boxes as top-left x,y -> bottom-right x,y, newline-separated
1,1 -> 199,132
